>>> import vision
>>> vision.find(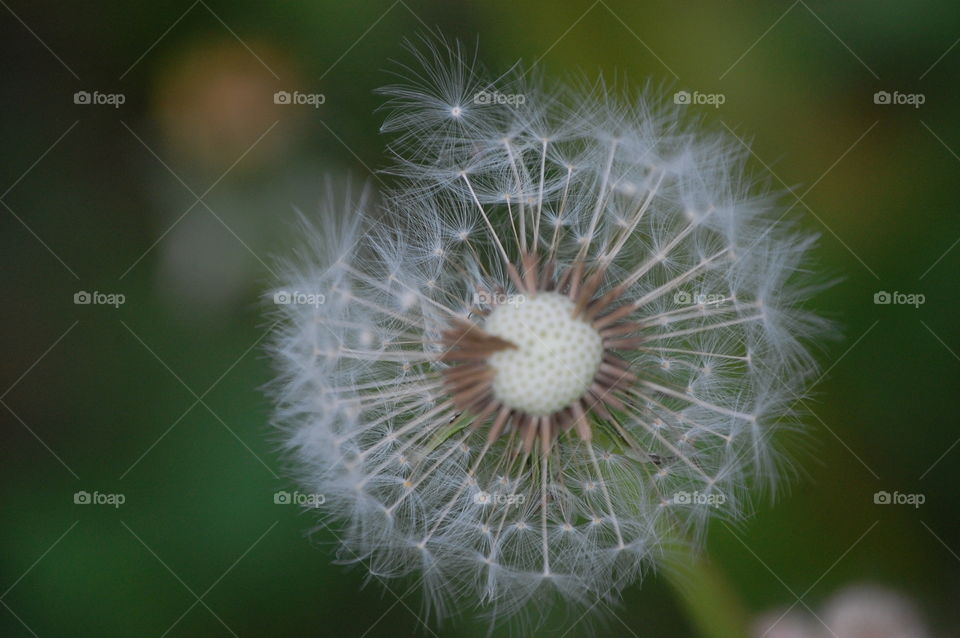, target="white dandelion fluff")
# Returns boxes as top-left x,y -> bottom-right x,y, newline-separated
268,39 -> 828,626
